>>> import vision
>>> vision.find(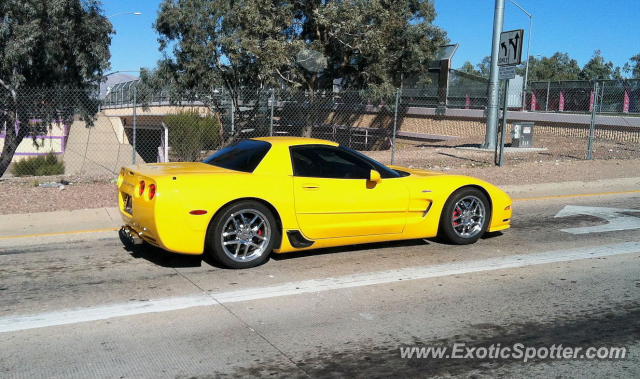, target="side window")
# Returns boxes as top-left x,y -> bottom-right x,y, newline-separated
291,146 -> 372,179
